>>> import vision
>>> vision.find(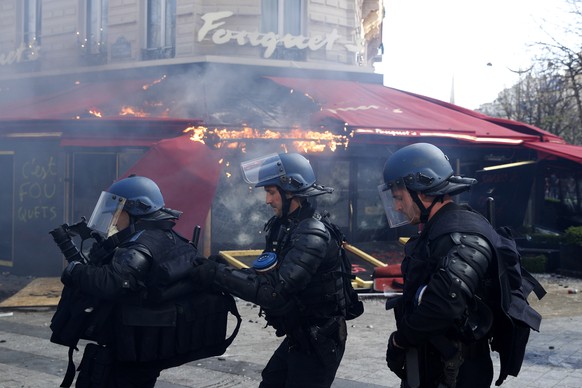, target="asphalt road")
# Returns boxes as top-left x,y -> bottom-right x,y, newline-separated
0,273 -> 581,387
